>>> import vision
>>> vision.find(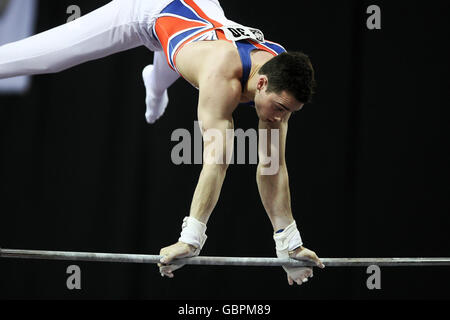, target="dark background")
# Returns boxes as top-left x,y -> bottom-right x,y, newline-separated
0,0 -> 449,300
